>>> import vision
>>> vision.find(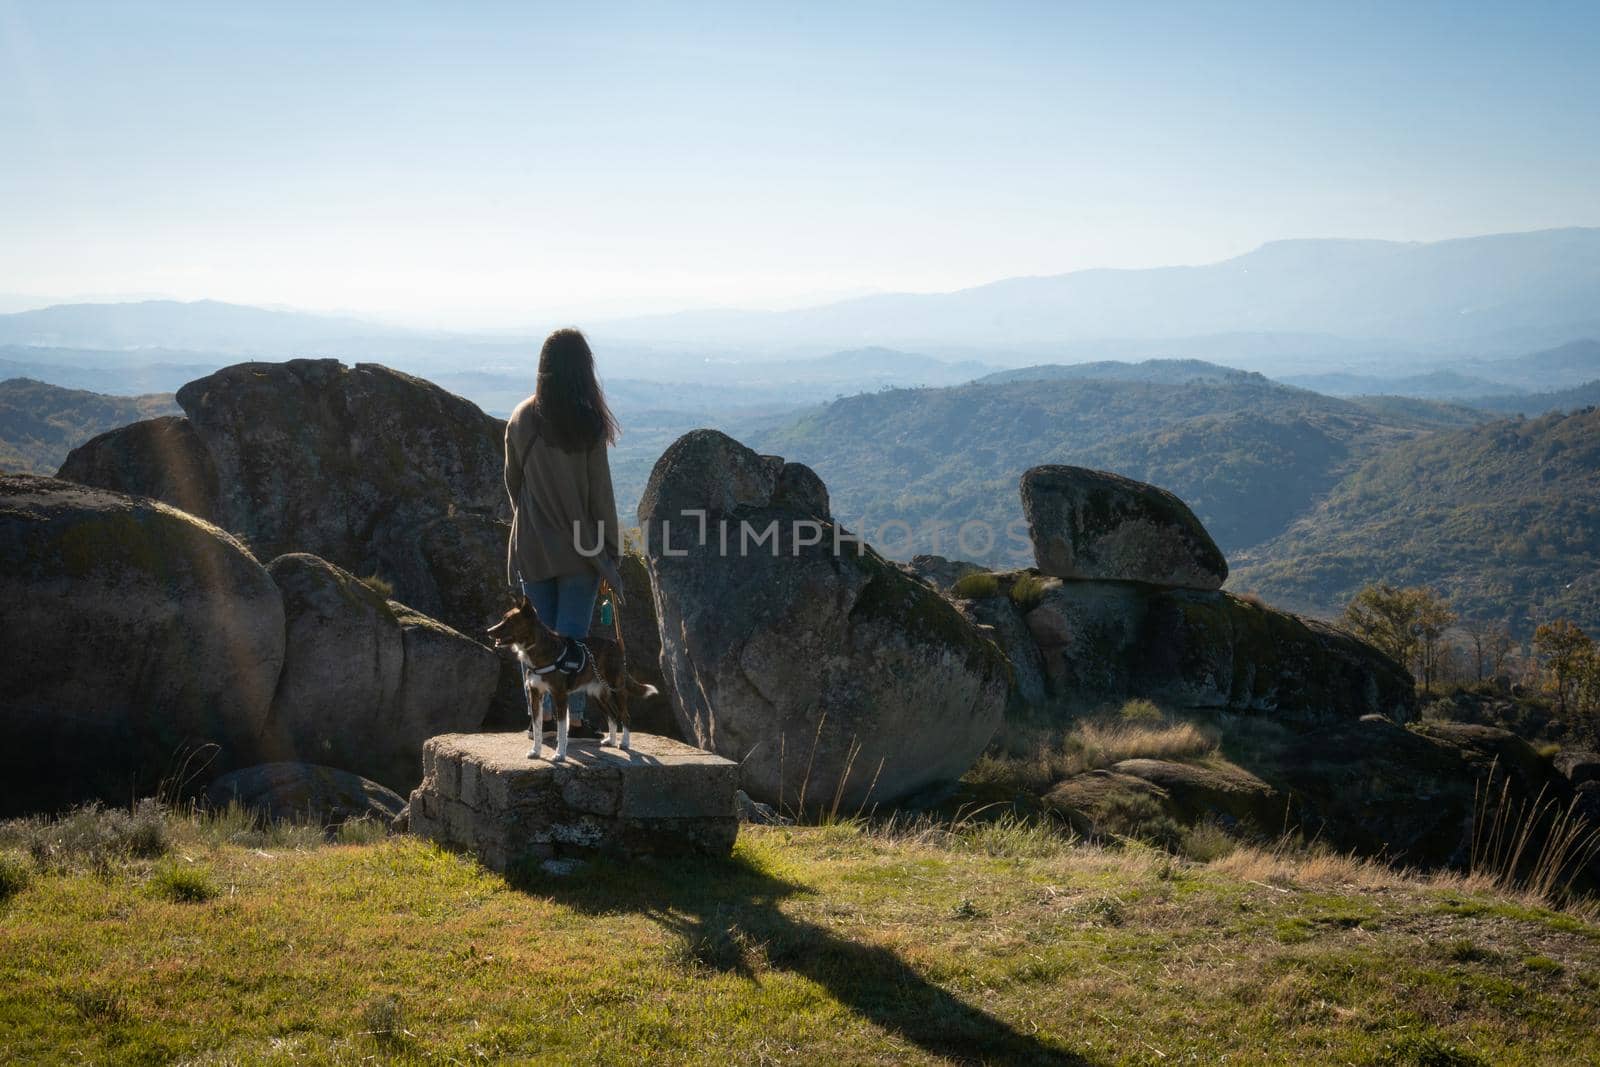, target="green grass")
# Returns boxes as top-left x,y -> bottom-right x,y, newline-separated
3,808 -> 1600,1065
147,862 -> 220,903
